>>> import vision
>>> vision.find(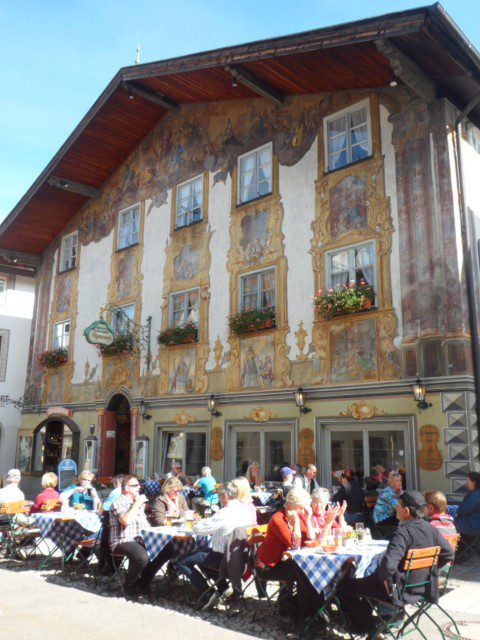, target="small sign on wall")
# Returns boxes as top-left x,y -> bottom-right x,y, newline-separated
106,430 -> 116,439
